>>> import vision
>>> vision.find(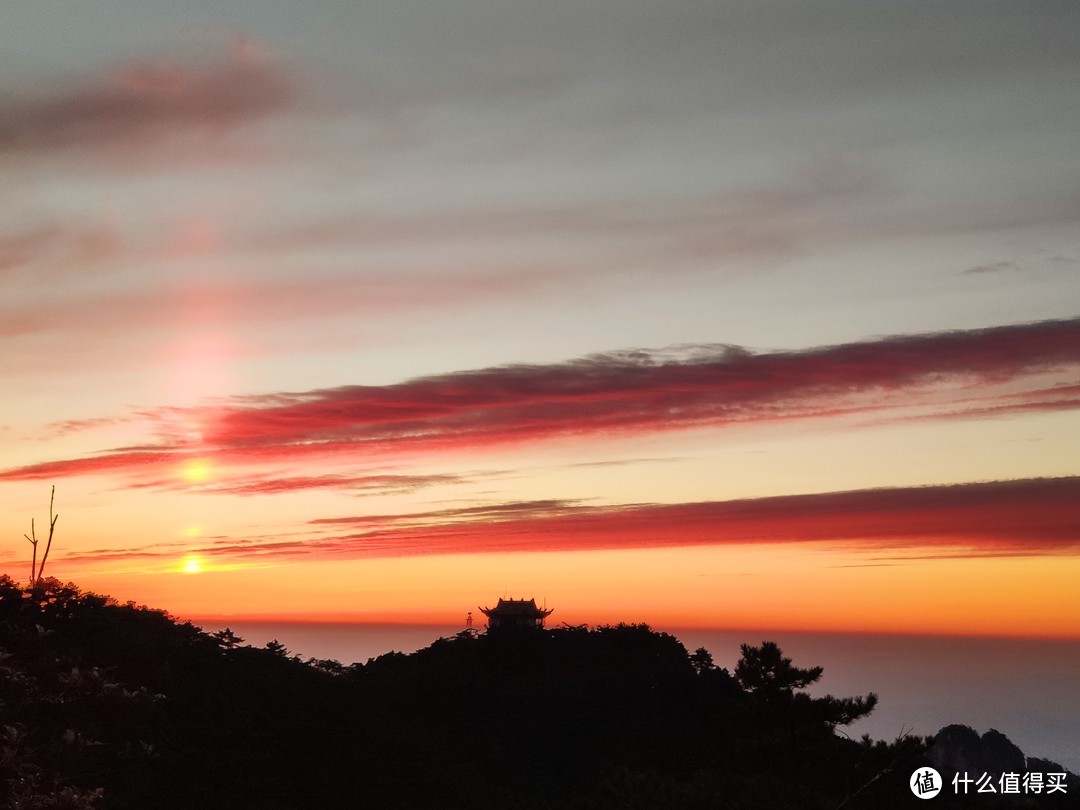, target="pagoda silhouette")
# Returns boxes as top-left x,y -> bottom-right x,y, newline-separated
479,597 -> 552,632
